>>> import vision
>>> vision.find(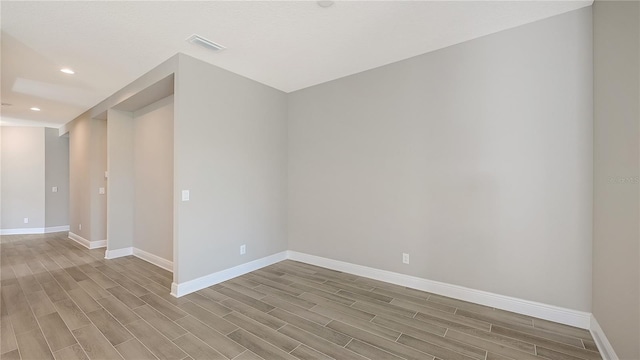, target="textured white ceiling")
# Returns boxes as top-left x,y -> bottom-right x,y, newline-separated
1,1 -> 592,127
